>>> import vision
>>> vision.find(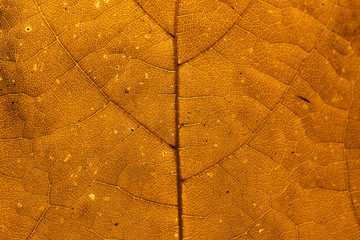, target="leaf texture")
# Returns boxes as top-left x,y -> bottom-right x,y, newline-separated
1,0 -> 360,239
